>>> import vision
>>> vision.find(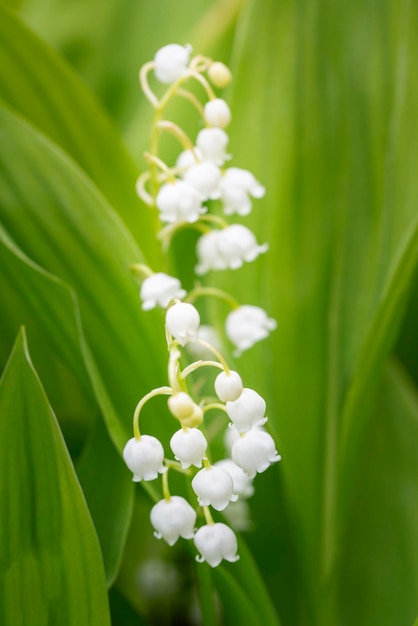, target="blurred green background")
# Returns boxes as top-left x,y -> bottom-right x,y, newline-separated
0,1 -> 417,625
